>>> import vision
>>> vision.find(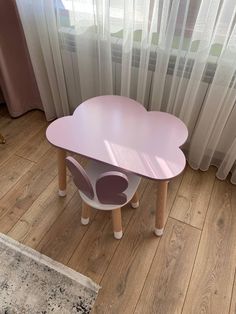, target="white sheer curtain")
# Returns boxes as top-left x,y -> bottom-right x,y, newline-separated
16,0 -> 236,183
